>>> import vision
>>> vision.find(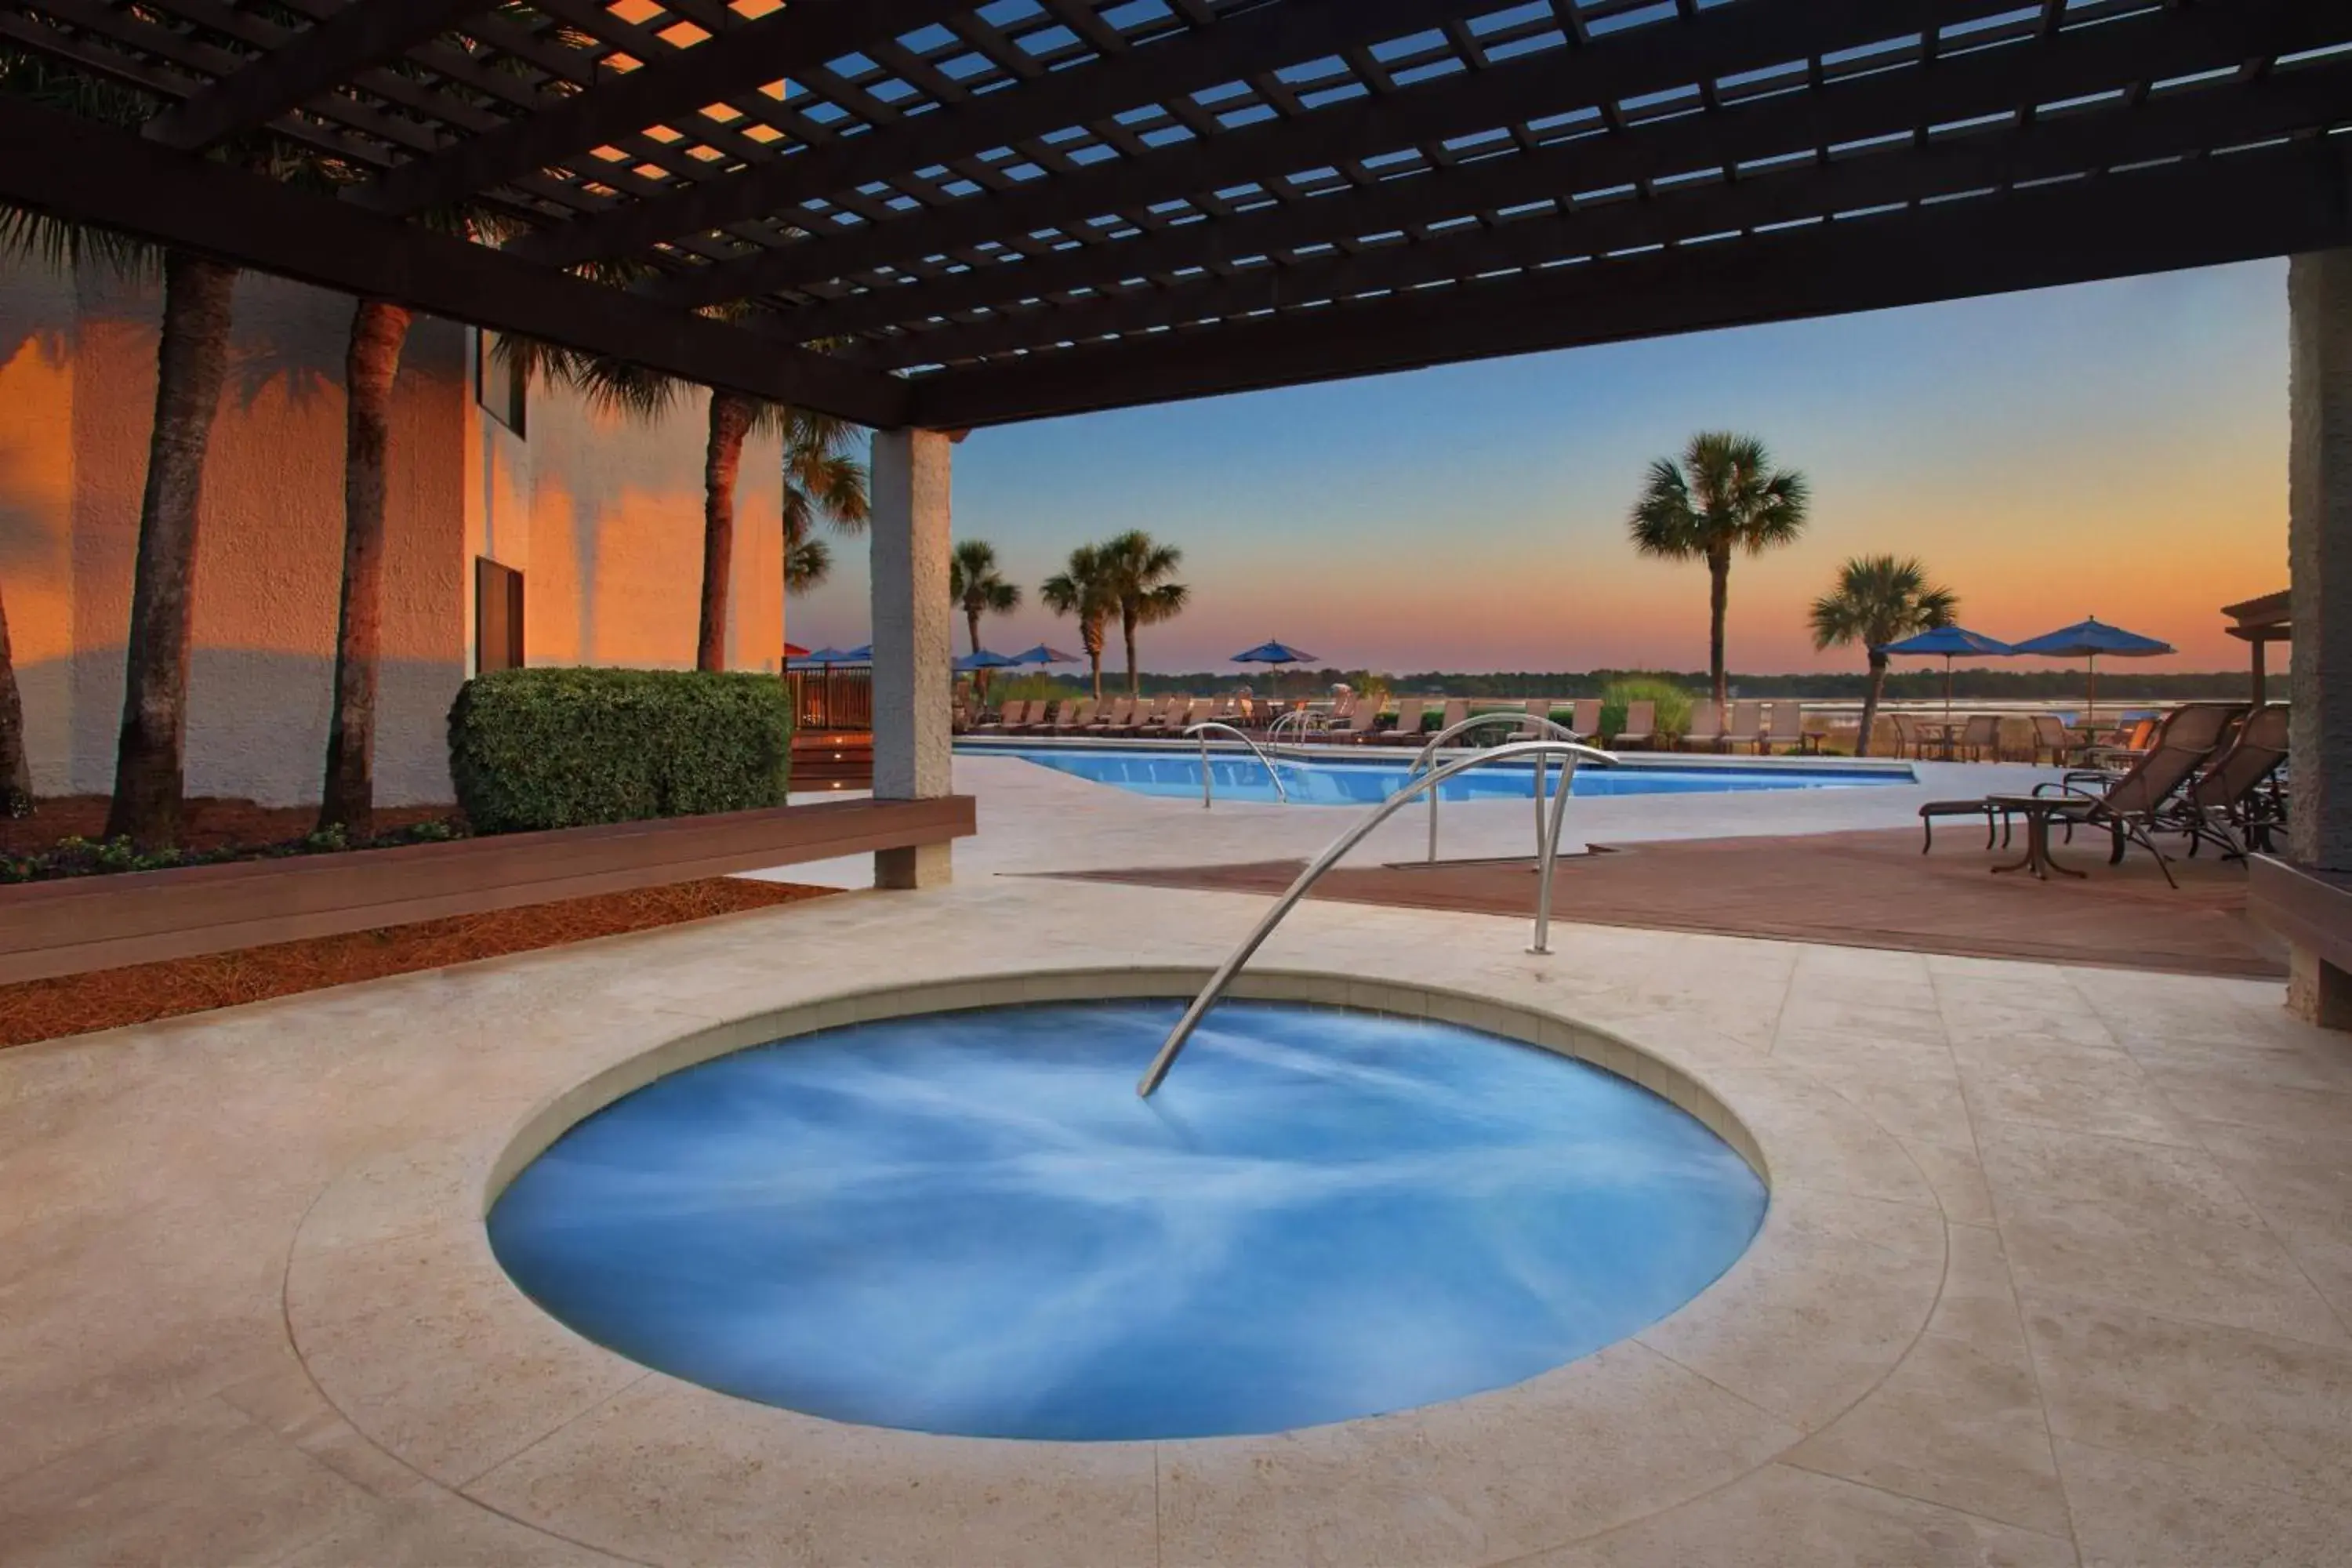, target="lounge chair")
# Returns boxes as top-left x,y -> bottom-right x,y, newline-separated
1437,699 -> 1469,739
1679,699 -> 1723,753
1051,697 -> 1097,734
1952,713 -> 1999,762
1613,700 -> 1657,750
1125,695 -> 1172,737
1201,695 -> 1238,725
1139,696 -> 1195,738
1926,702 -> 2244,885
1327,699 -> 1384,742
1016,700 -> 1062,735
1088,695 -> 1138,735
2027,713 -> 2078,767
1762,702 -> 1817,756
1566,699 -> 1602,742
978,699 -> 1028,734
1377,698 -> 1429,744
1723,700 -> 1765,754
2167,704 -> 2288,858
